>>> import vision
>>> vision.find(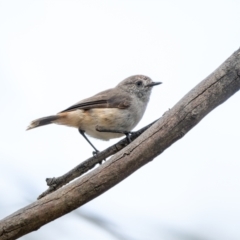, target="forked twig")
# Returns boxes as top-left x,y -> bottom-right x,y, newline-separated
38,119 -> 159,199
